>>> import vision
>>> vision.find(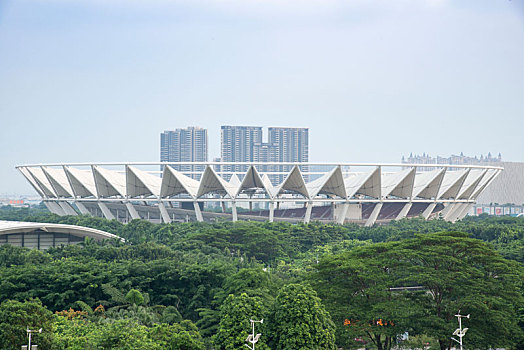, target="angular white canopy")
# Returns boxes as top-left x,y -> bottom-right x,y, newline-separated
64,166 -> 97,198
197,166 -> 236,198
228,173 -> 241,188
160,165 -> 199,199
18,167 -> 45,197
42,166 -> 74,198
457,169 -> 487,200
438,169 -> 470,199
235,166 -> 273,198
382,168 -> 416,198
92,165 -> 126,197
274,165 -> 310,199
26,167 -> 56,198
412,168 -> 446,199
471,168 -> 500,200
306,166 -> 346,198
126,165 -> 161,197
345,167 -> 381,199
